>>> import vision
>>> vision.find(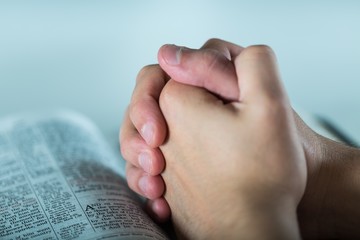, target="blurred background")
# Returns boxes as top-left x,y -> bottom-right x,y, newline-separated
1,0 -> 359,145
